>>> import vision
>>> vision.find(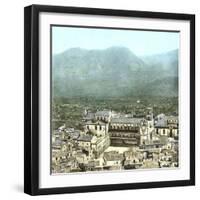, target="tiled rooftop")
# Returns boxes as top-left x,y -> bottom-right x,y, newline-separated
111,117 -> 144,124
77,134 -> 93,142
